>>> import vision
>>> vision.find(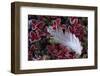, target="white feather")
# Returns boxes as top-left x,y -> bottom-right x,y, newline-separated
47,26 -> 83,55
